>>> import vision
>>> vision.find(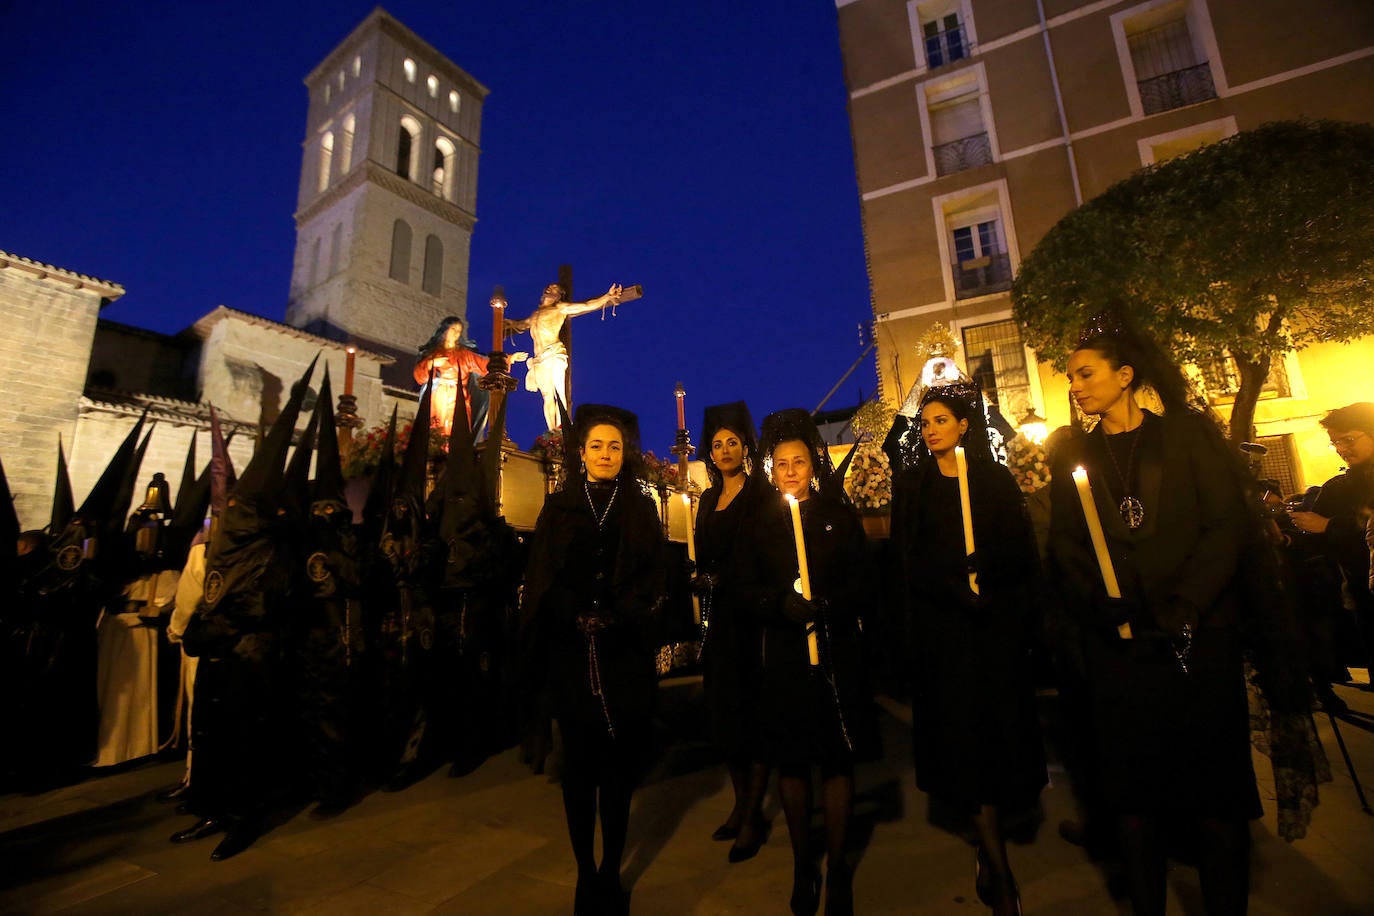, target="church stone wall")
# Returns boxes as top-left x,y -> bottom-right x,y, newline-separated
0,267 -> 104,528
